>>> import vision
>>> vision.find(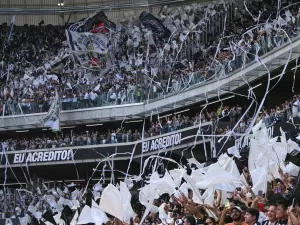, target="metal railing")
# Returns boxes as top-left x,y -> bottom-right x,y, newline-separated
0,0 -> 186,14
